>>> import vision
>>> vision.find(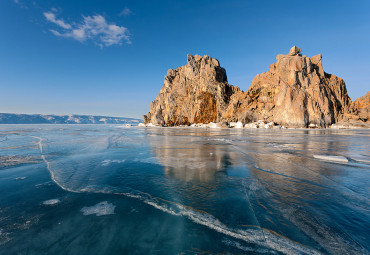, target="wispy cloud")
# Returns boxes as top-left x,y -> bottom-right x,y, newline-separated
119,7 -> 132,16
43,11 -> 71,29
44,10 -> 131,47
